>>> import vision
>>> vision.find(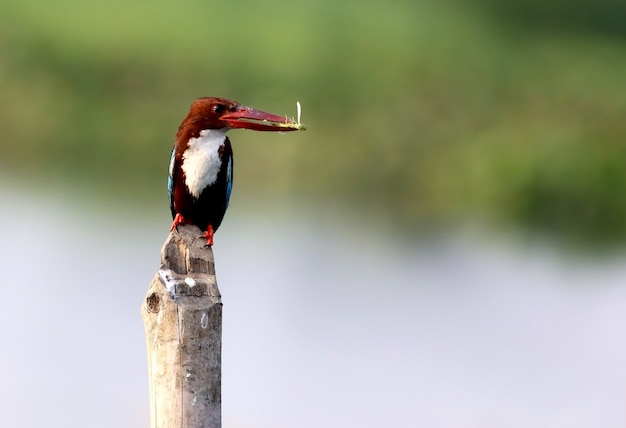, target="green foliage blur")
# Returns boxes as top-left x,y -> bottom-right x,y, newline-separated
1,0 -> 625,246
